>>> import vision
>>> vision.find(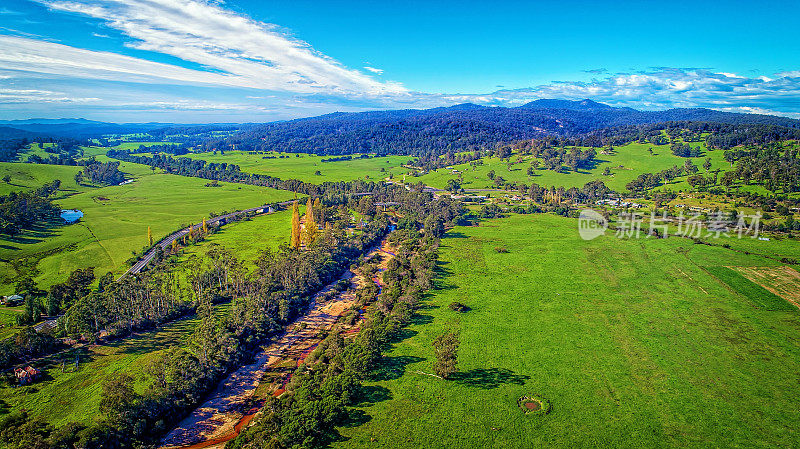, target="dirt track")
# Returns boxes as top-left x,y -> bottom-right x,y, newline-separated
159,241 -> 394,449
